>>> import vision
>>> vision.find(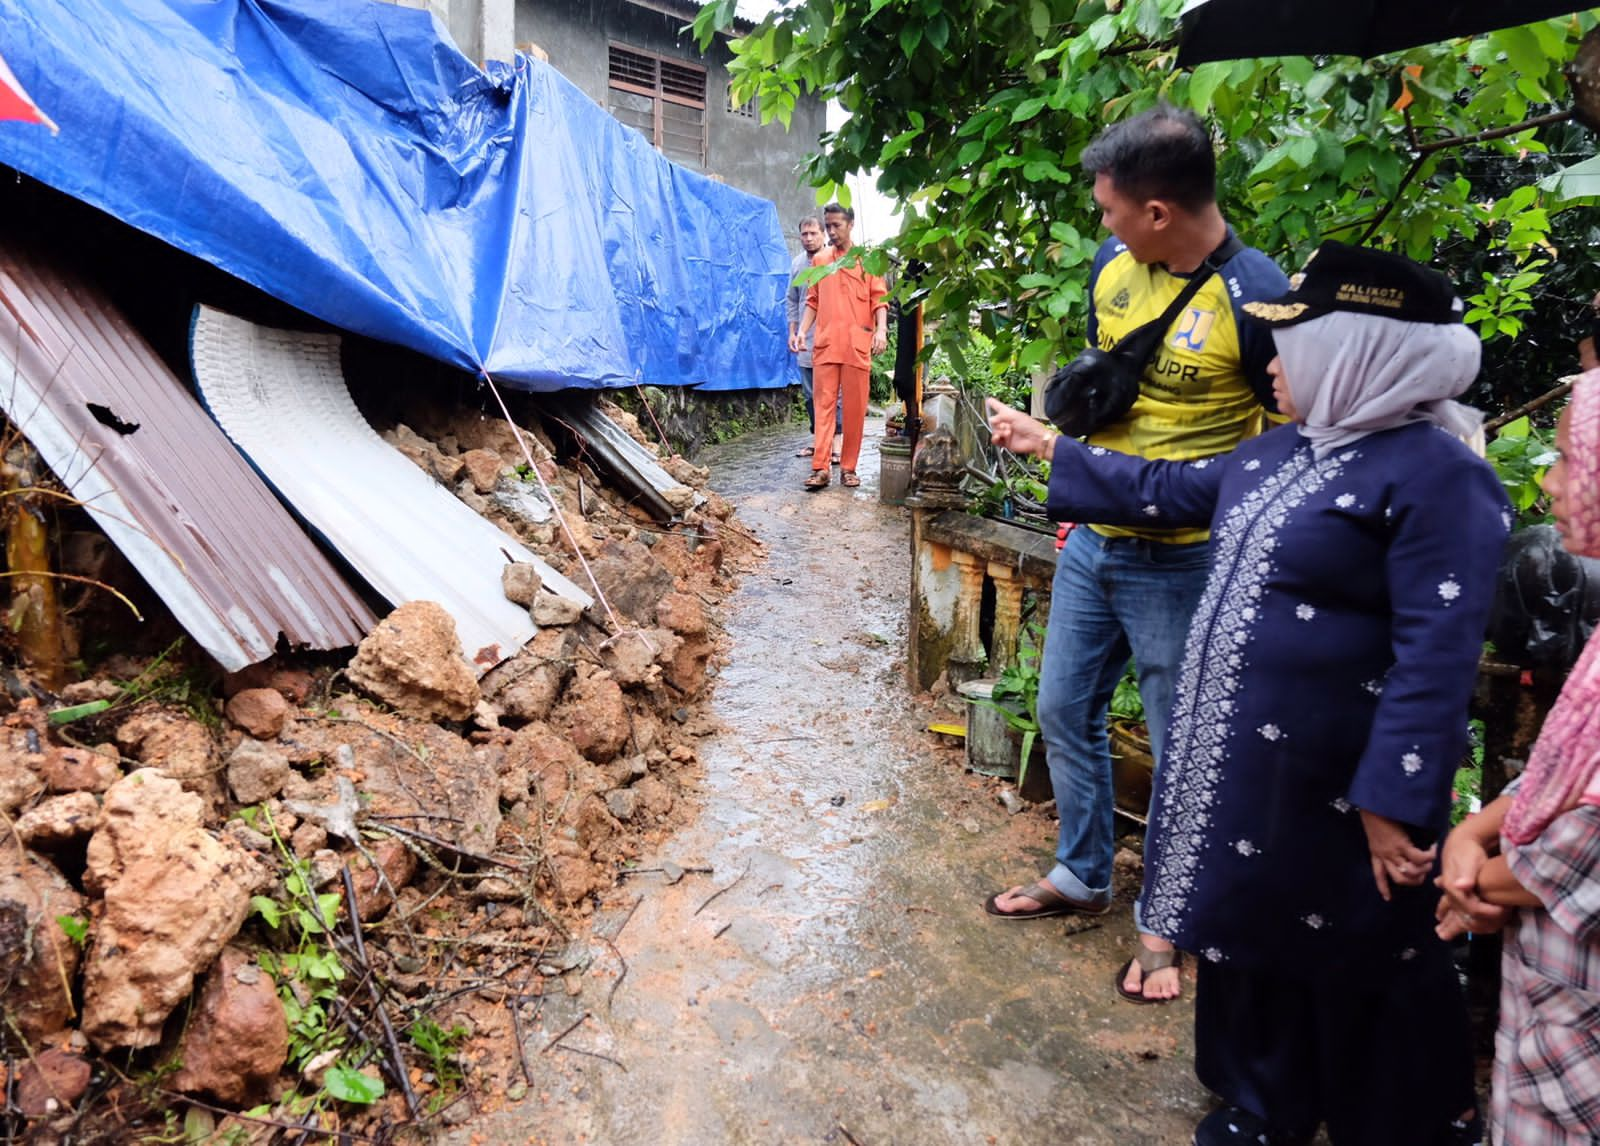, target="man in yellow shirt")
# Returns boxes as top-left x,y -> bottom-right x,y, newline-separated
984,105 -> 1288,1006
